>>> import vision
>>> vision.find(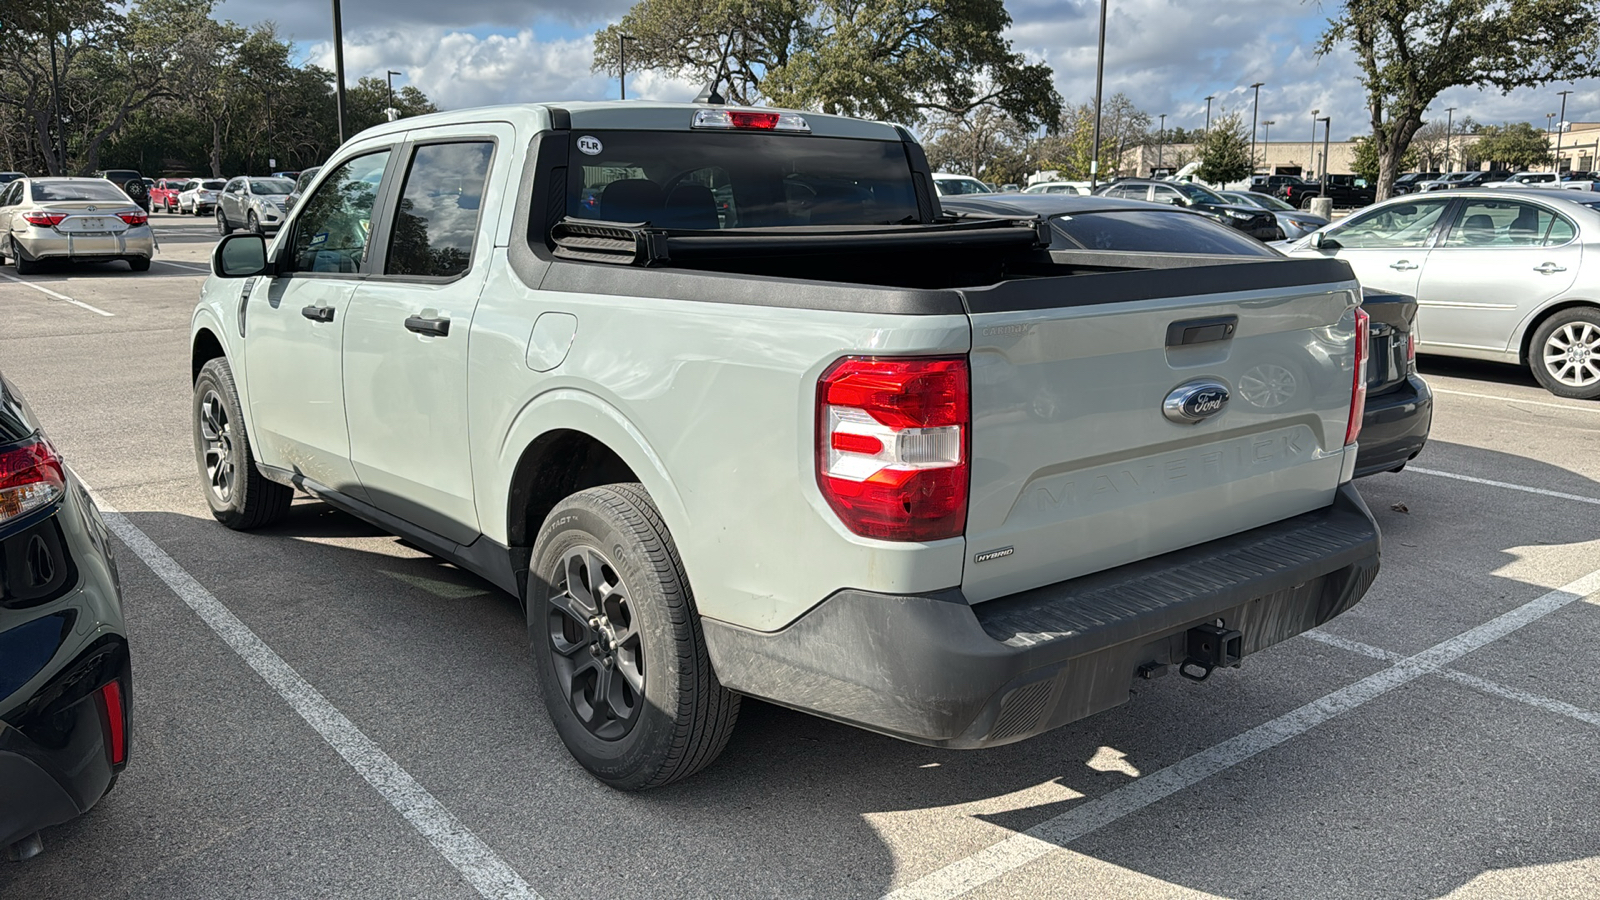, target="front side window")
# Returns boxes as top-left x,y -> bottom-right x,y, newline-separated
1151,184 -> 1184,205
1329,200 -> 1448,249
385,142 -> 493,277
289,150 -> 391,274
1440,199 -> 1575,248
